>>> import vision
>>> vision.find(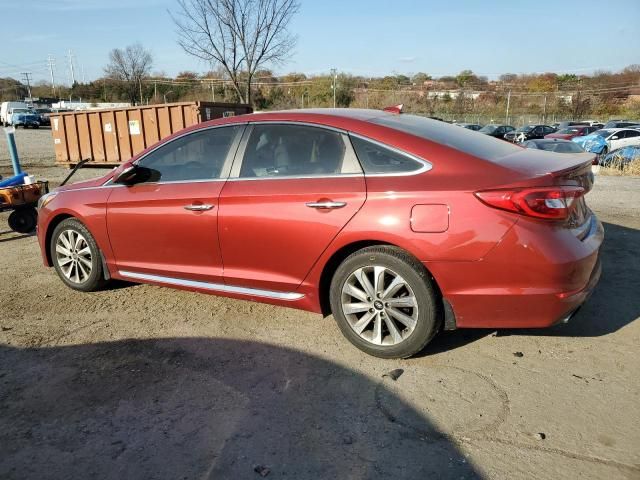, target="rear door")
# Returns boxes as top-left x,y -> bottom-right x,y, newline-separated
621,129 -> 640,147
218,123 -> 366,292
106,125 -> 243,283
